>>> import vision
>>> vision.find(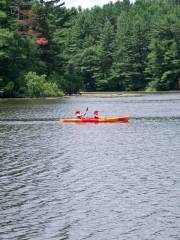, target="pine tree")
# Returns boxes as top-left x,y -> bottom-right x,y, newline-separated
95,20 -> 115,90
146,14 -> 180,90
